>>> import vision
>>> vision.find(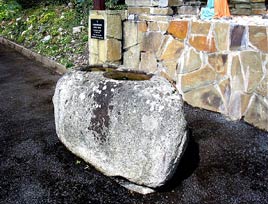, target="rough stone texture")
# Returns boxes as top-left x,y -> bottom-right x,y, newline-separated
162,60 -> 178,80
148,22 -> 169,32
255,73 -> 268,97
107,39 -> 121,62
189,36 -> 217,52
178,48 -> 201,74
123,21 -> 143,49
183,84 -> 224,113
244,94 -> 268,131
240,51 -> 264,93
218,78 -> 231,112
53,70 -> 189,191
228,91 -> 252,120
230,25 -> 246,50
123,44 -> 141,69
208,53 -> 228,77
167,21 -> 188,40
159,38 -> 184,61
191,21 -> 211,35
89,10 -> 124,65
107,15 -> 122,40
139,52 -> 158,73
181,65 -> 216,92
214,22 -> 230,51
231,55 -> 244,91
141,32 -> 164,52
249,25 -> 268,52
